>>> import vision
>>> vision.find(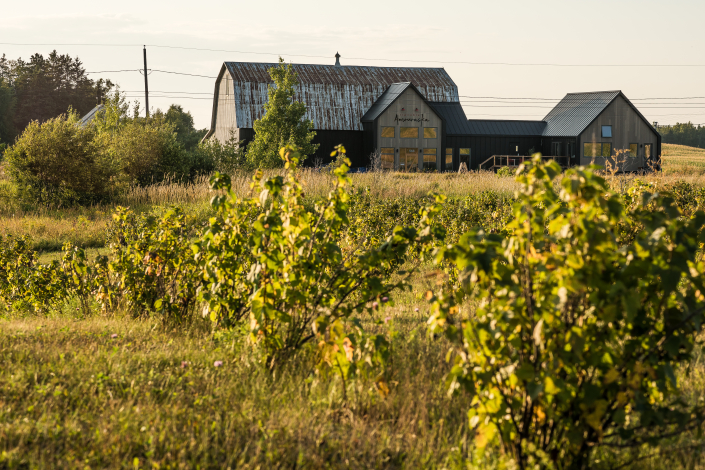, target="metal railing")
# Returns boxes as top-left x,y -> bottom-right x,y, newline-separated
479,155 -> 570,171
